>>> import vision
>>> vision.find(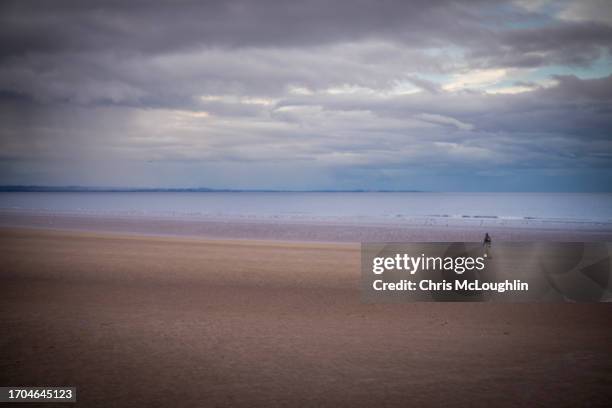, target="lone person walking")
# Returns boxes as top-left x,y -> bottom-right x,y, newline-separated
483,232 -> 492,258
